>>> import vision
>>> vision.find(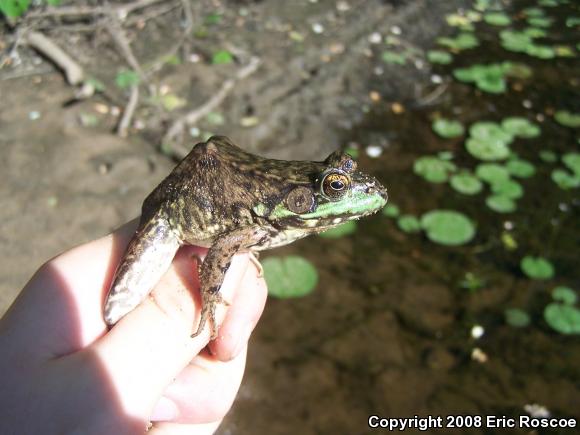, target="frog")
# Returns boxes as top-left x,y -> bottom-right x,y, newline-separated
104,136 -> 388,339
